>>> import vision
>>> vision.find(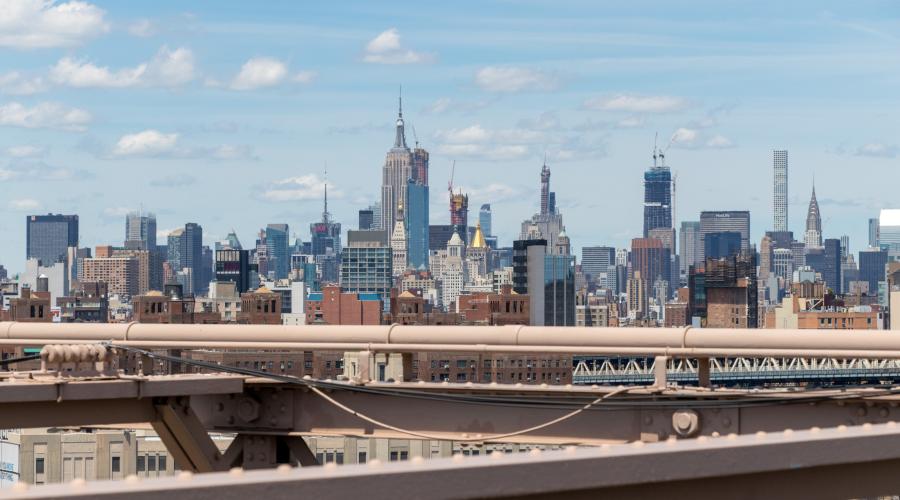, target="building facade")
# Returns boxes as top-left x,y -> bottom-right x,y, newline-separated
26,214 -> 78,266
